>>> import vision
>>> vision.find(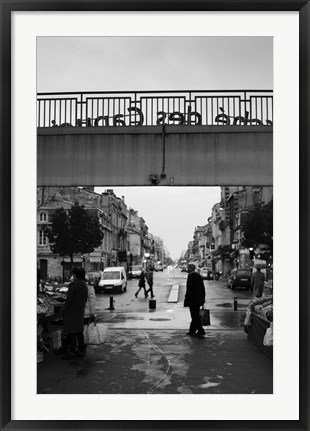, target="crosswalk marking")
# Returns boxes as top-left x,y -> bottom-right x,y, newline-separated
168,285 -> 179,303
